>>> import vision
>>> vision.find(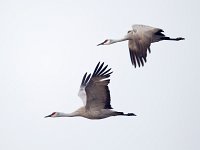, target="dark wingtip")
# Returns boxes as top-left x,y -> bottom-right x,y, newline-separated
148,47 -> 151,53
81,62 -> 112,87
93,62 -> 101,75
81,72 -> 92,87
81,72 -> 87,86
91,62 -> 112,78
